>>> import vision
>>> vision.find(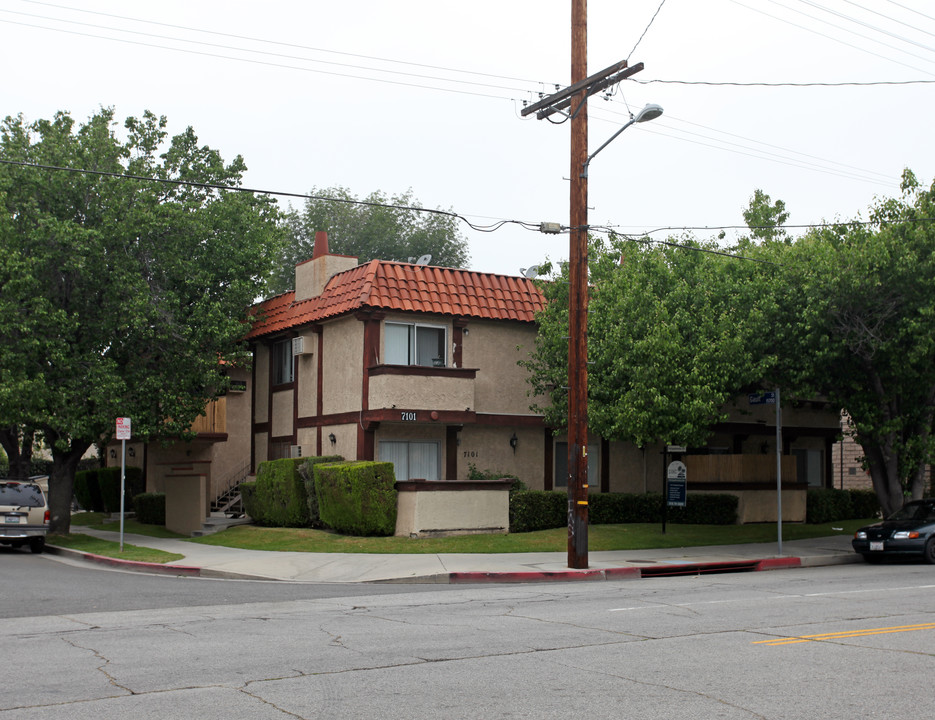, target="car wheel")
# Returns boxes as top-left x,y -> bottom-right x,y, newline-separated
29,538 -> 45,554
924,538 -> 935,565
